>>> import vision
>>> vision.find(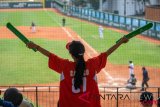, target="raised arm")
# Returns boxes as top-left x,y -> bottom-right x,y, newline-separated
27,42 -> 51,57
105,37 -> 128,56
